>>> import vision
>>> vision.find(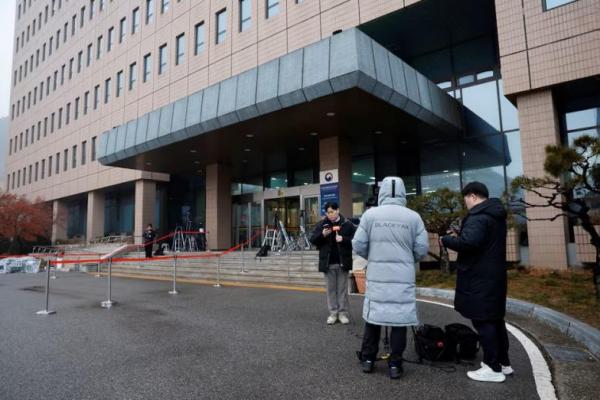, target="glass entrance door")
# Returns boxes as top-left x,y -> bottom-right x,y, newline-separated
232,198 -> 262,248
264,196 -> 301,236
